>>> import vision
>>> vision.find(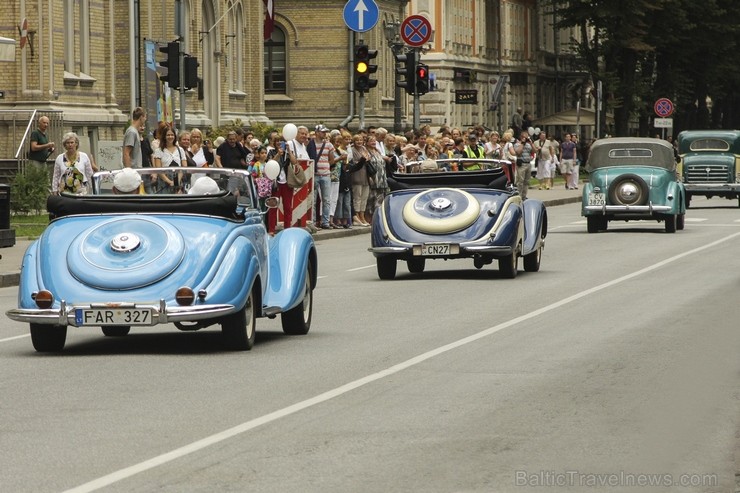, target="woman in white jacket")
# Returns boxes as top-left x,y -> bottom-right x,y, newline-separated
52,132 -> 94,195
